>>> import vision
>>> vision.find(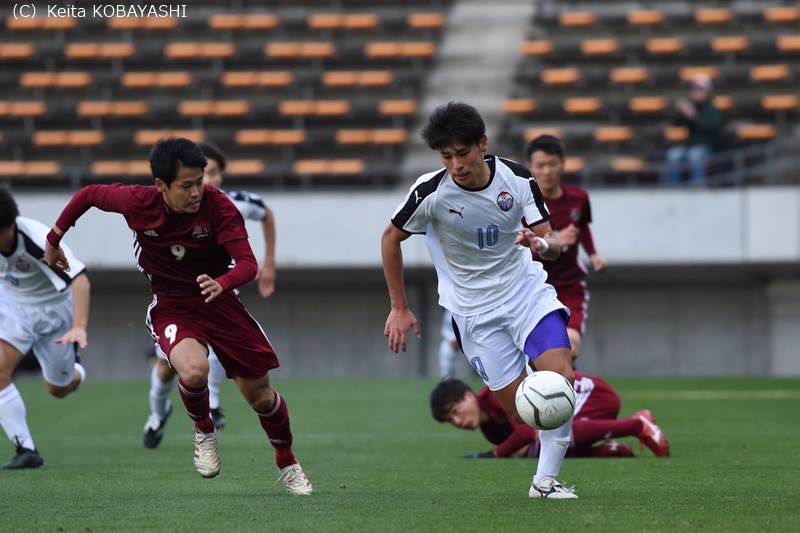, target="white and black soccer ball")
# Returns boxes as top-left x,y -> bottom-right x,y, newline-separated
515,371 -> 576,430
